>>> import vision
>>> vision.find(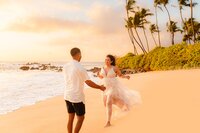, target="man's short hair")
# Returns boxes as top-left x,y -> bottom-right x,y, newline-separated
70,47 -> 81,57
